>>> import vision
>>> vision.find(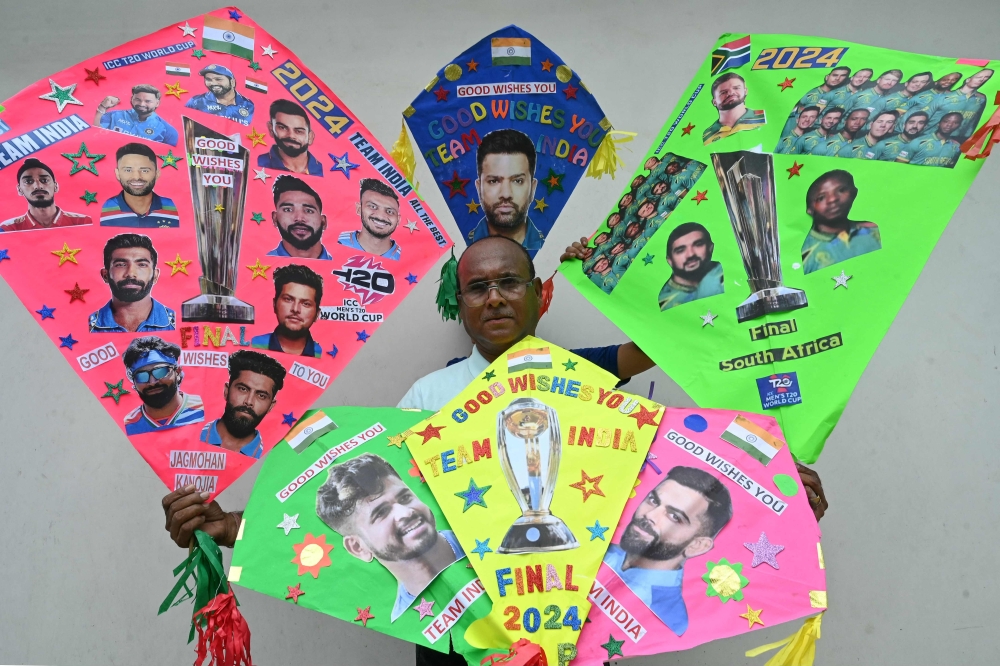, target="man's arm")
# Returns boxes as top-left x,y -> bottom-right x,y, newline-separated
796,463 -> 828,521
162,485 -> 242,548
617,342 -> 655,379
